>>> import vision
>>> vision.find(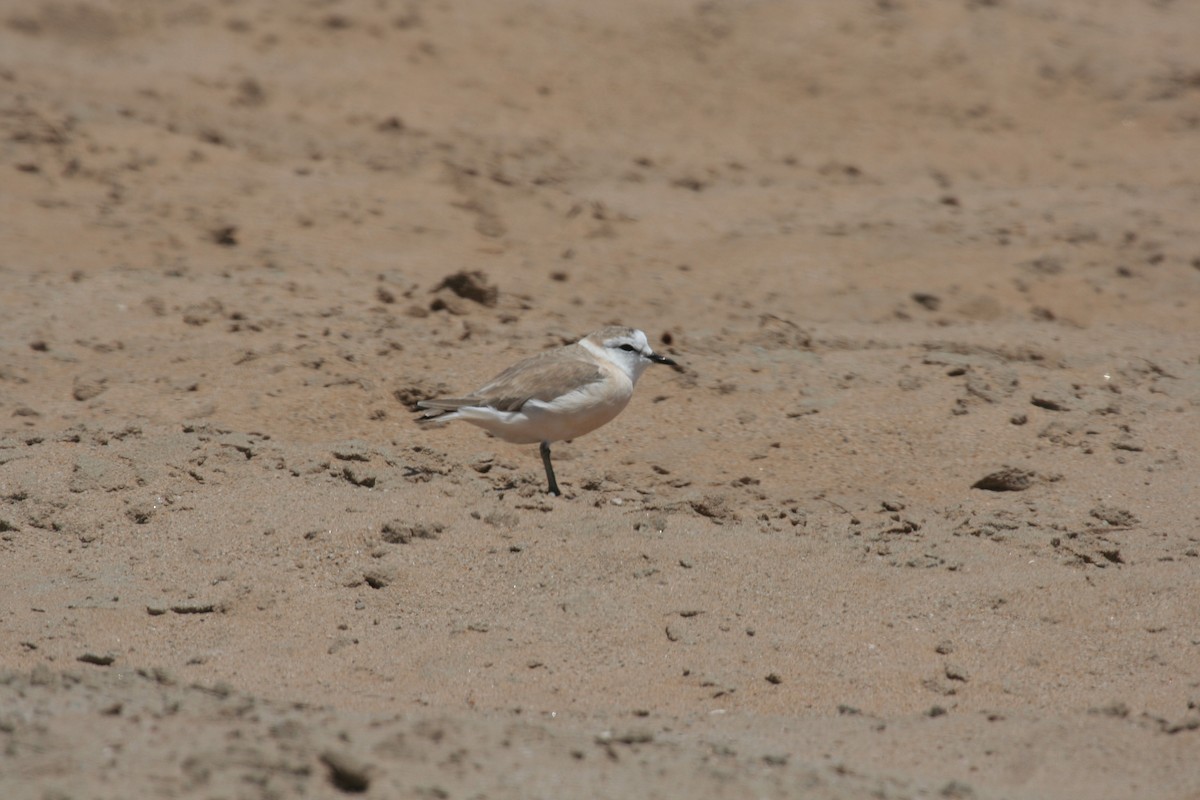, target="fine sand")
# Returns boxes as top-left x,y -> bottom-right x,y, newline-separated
2,1 -> 1199,798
